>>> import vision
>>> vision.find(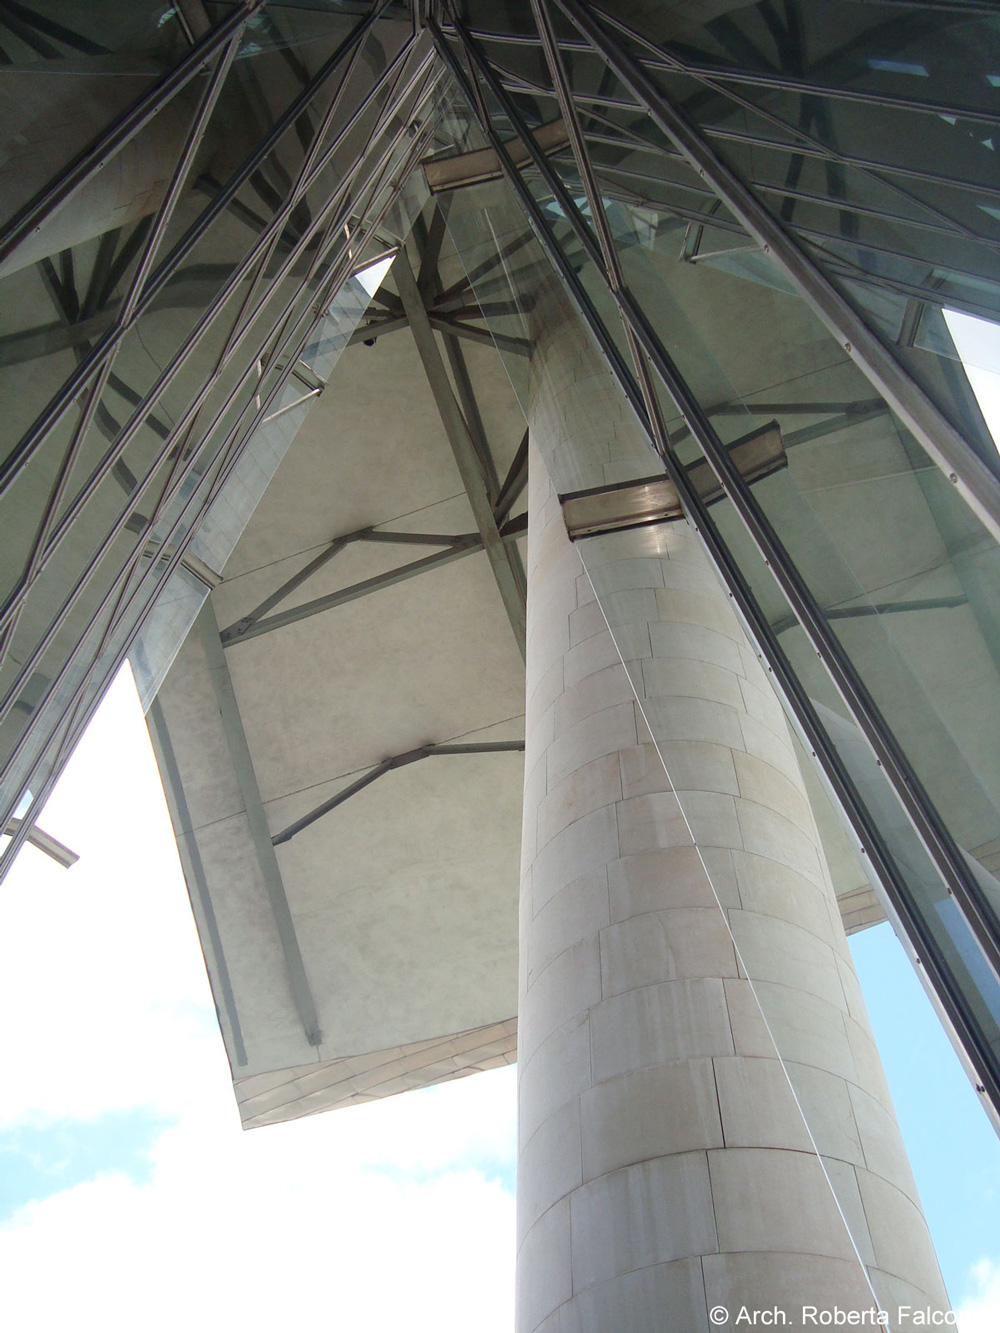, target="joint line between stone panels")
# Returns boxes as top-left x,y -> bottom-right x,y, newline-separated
146,696 -> 249,1067
181,709 -> 530,840
196,603 -> 323,1047
217,489 -> 473,582
219,538 -> 486,644
622,692 -> 888,1308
